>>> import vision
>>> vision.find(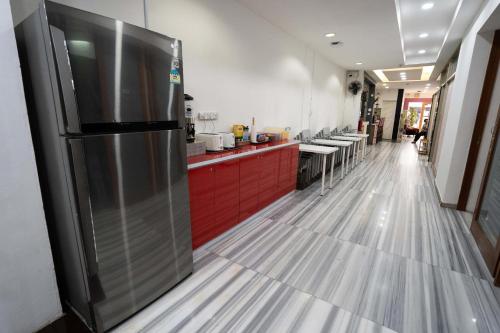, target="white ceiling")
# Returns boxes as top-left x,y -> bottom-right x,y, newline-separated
397,0 -> 461,65
236,0 -> 404,69
236,0 -> 484,72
